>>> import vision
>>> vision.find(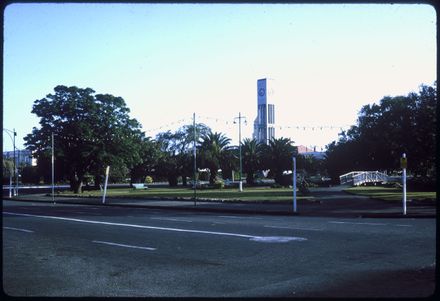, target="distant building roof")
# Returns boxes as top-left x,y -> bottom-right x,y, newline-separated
296,145 -> 326,159
297,145 -> 314,153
